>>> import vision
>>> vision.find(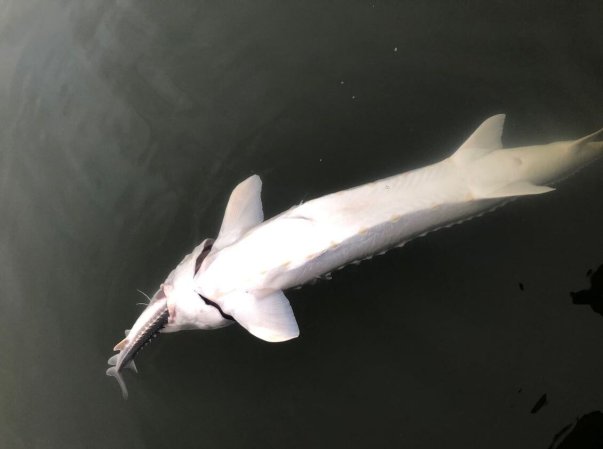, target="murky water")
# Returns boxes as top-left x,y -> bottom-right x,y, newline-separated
1,1 -> 602,448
